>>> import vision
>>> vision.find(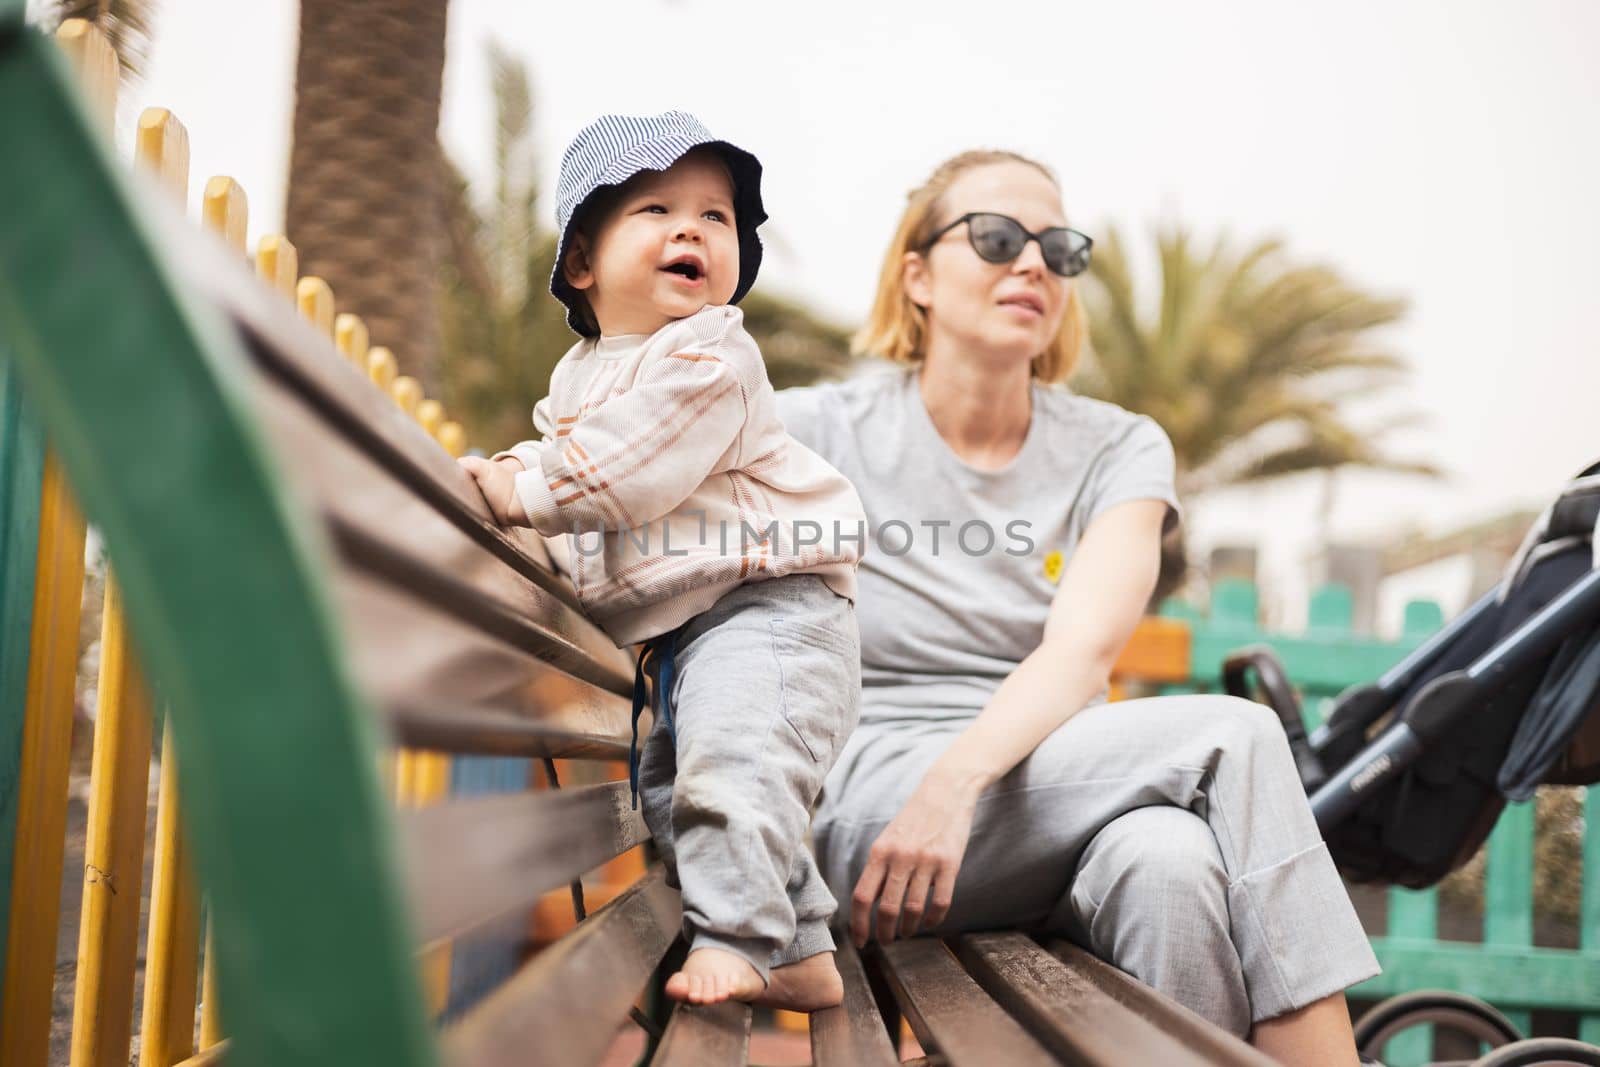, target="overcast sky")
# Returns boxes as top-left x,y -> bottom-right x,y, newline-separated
113,0 -> 1600,621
